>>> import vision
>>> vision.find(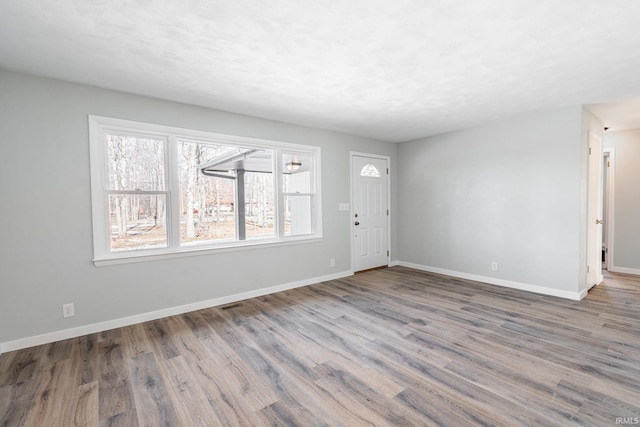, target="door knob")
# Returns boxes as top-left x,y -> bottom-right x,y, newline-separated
355,221 -> 360,226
